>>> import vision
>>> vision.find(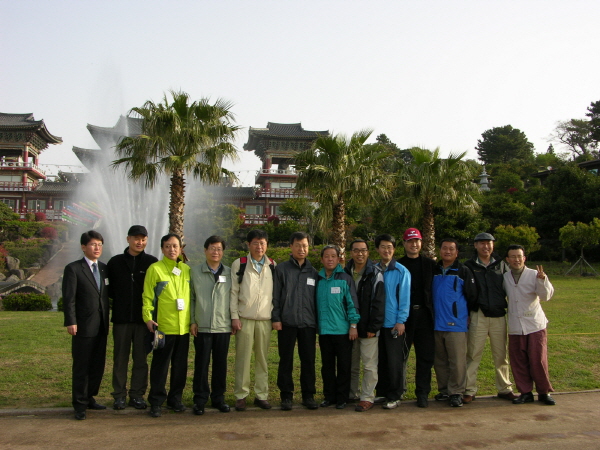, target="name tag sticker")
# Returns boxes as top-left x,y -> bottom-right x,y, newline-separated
331,286 -> 341,294
104,278 -> 109,285
176,298 -> 185,310
172,267 -> 181,276
307,278 -> 315,286
218,275 -> 226,283
523,311 -> 535,317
